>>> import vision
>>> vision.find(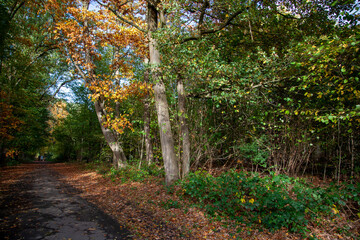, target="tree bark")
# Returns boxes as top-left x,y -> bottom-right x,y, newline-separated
148,2 -> 179,185
177,77 -> 190,178
143,92 -> 154,165
94,100 -> 127,168
143,59 -> 154,165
